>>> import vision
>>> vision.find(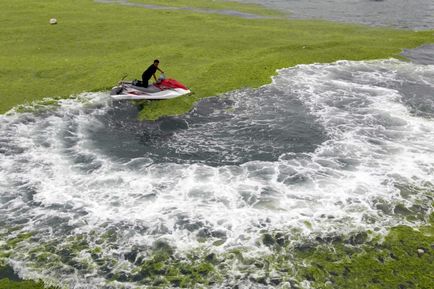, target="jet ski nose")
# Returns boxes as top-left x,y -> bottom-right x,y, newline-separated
111,86 -> 123,95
